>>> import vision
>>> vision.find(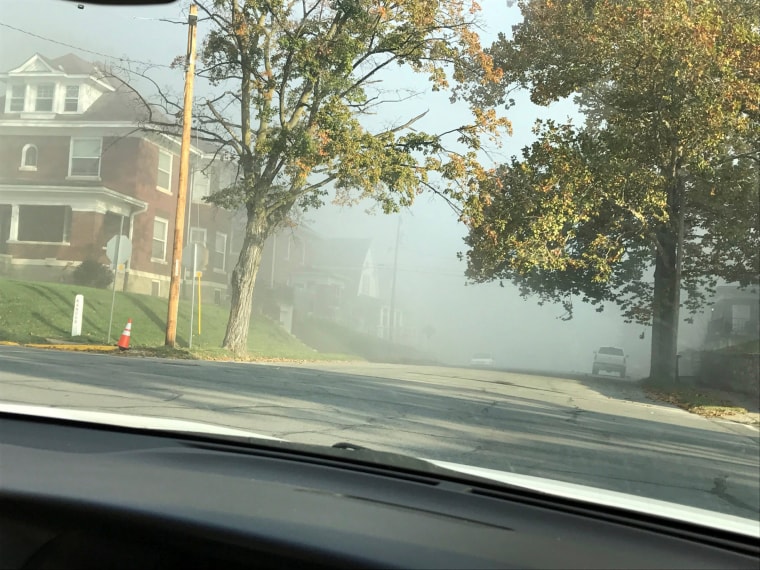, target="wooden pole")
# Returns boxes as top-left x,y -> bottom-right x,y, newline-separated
165,4 -> 198,347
